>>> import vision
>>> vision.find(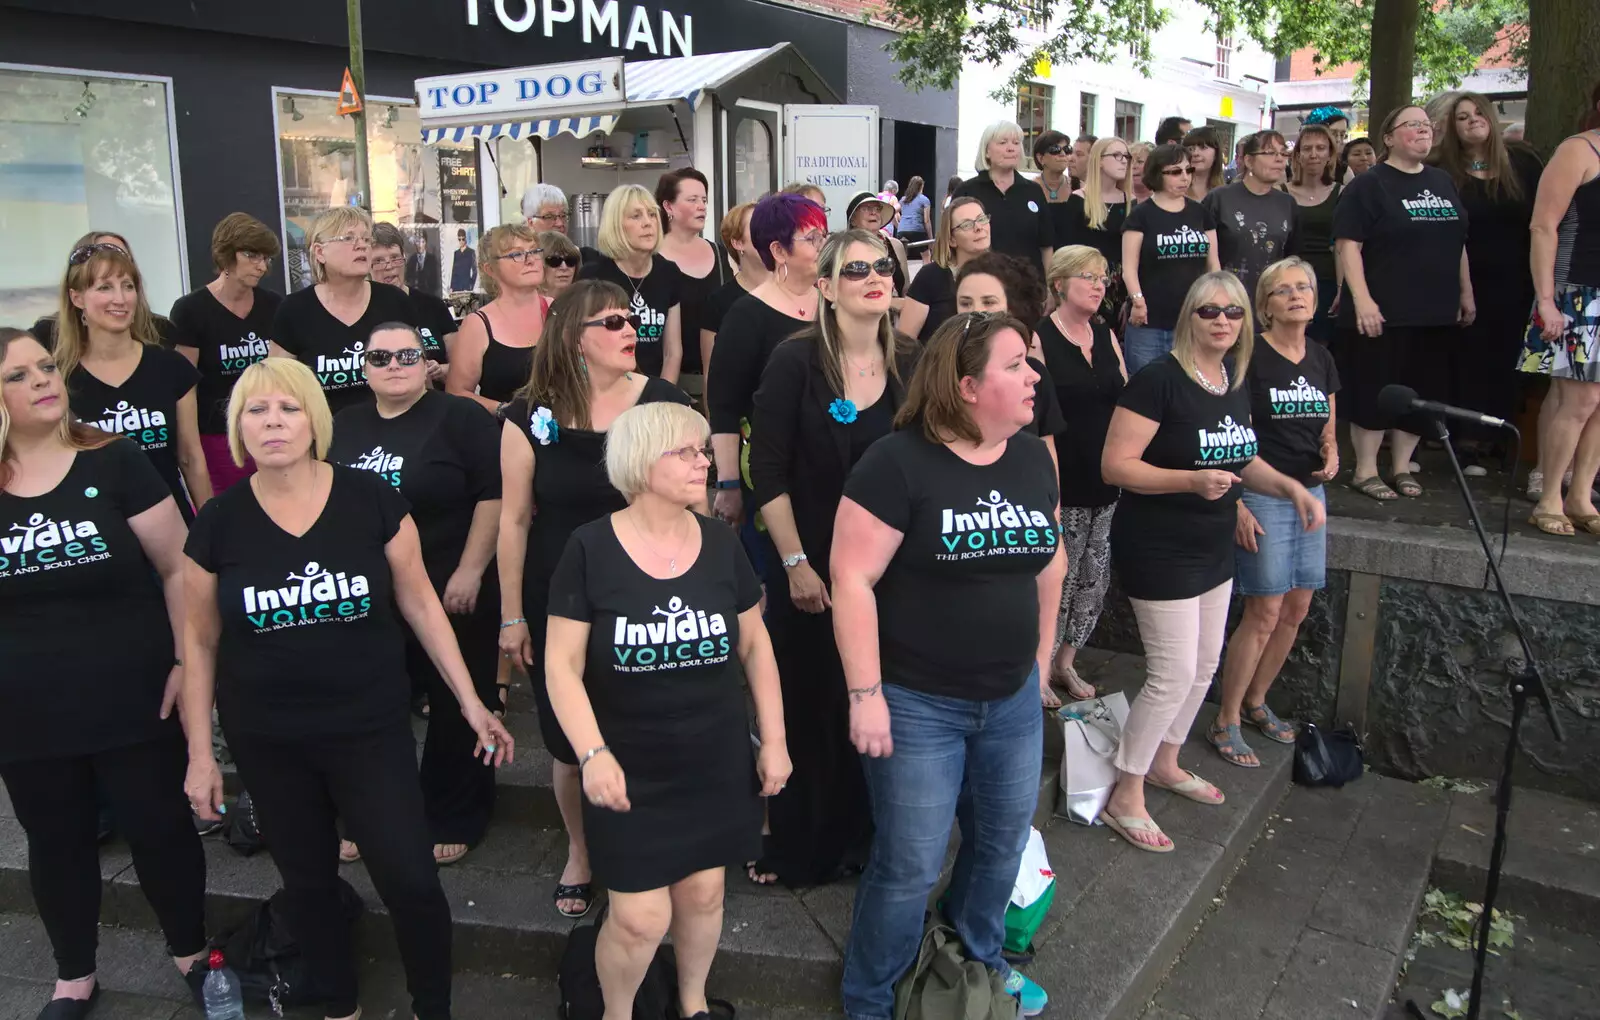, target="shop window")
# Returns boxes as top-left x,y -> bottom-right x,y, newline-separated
1079,92 -> 1098,137
1114,100 -> 1142,142
275,92 -> 480,295
1016,83 -> 1054,170
732,118 -> 772,206
0,67 -> 185,327
1017,0 -> 1049,31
